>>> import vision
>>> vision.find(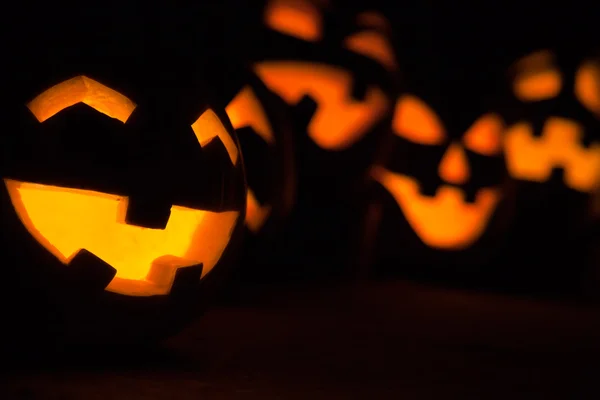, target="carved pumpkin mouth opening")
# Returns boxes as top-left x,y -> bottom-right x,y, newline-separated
371,95 -> 505,249
5,180 -> 239,296
372,167 -> 500,250
505,50 -> 600,193
4,75 -> 241,297
505,117 -> 600,192
410,179 -> 482,204
254,61 -> 389,150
